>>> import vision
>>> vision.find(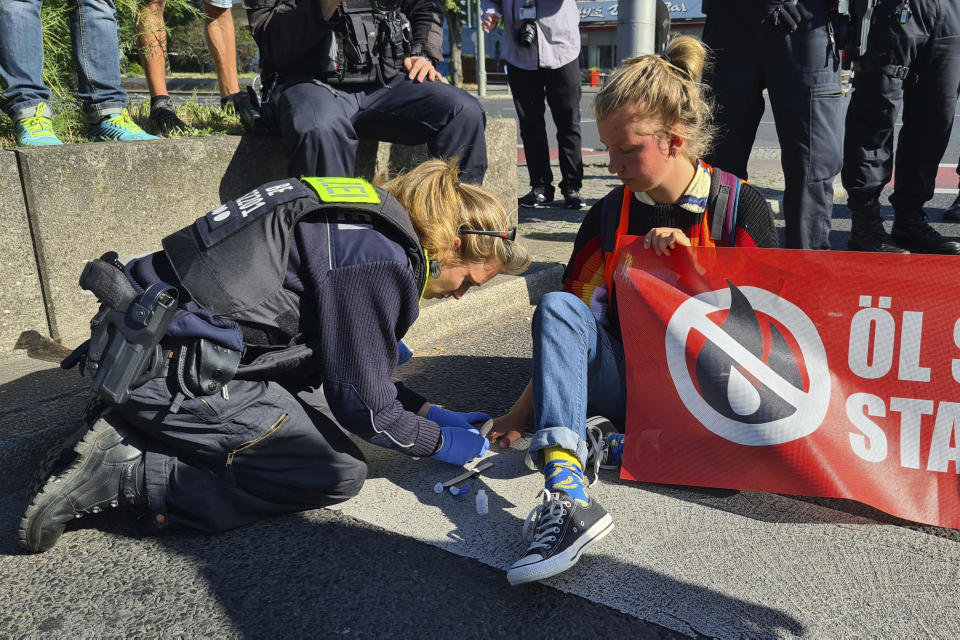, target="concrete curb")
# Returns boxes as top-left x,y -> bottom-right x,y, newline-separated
0,260 -> 562,496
